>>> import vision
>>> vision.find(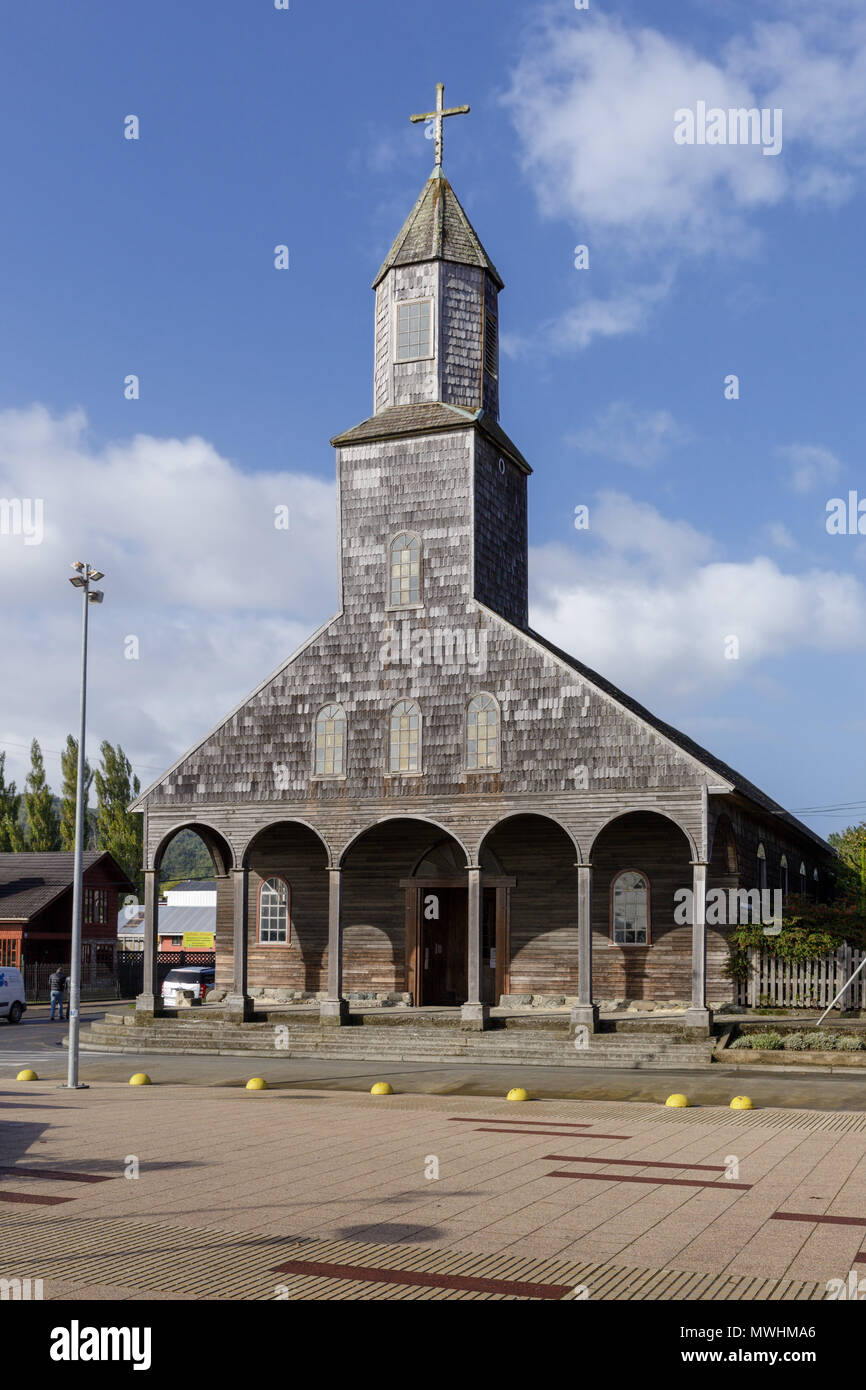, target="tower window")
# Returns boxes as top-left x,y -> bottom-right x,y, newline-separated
315,703 -> 346,777
466,693 -> 500,771
395,299 -> 433,362
390,700 -> 421,773
484,310 -> 498,378
389,532 -> 421,607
